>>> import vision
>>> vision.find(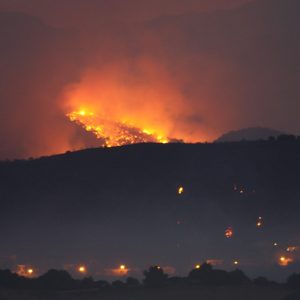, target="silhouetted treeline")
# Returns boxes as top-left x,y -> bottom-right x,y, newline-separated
0,269 -> 110,291
1,264 -> 299,291
187,263 -> 250,286
287,273 -> 300,290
